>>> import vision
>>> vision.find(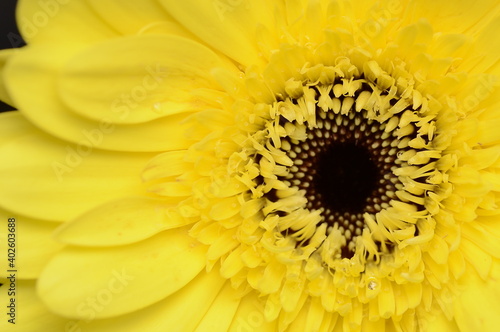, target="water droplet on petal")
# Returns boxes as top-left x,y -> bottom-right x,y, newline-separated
153,103 -> 162,113
367,278 -> 378,291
